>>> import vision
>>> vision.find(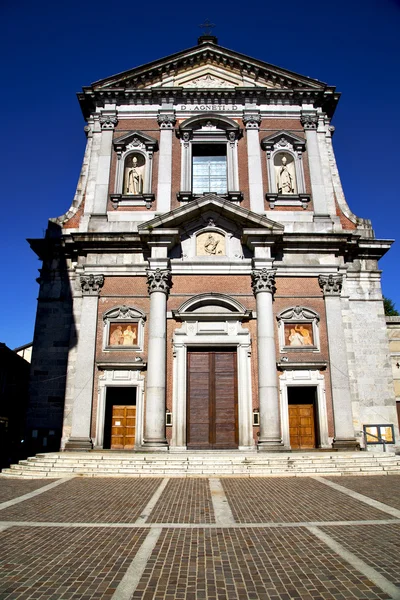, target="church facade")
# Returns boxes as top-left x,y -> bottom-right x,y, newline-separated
26,36 -> 398,454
